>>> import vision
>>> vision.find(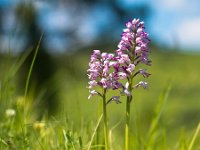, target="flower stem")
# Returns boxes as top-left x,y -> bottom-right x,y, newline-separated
125,79 -> 133,150
125,96 -> 130,150
102,89 -> 109,150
